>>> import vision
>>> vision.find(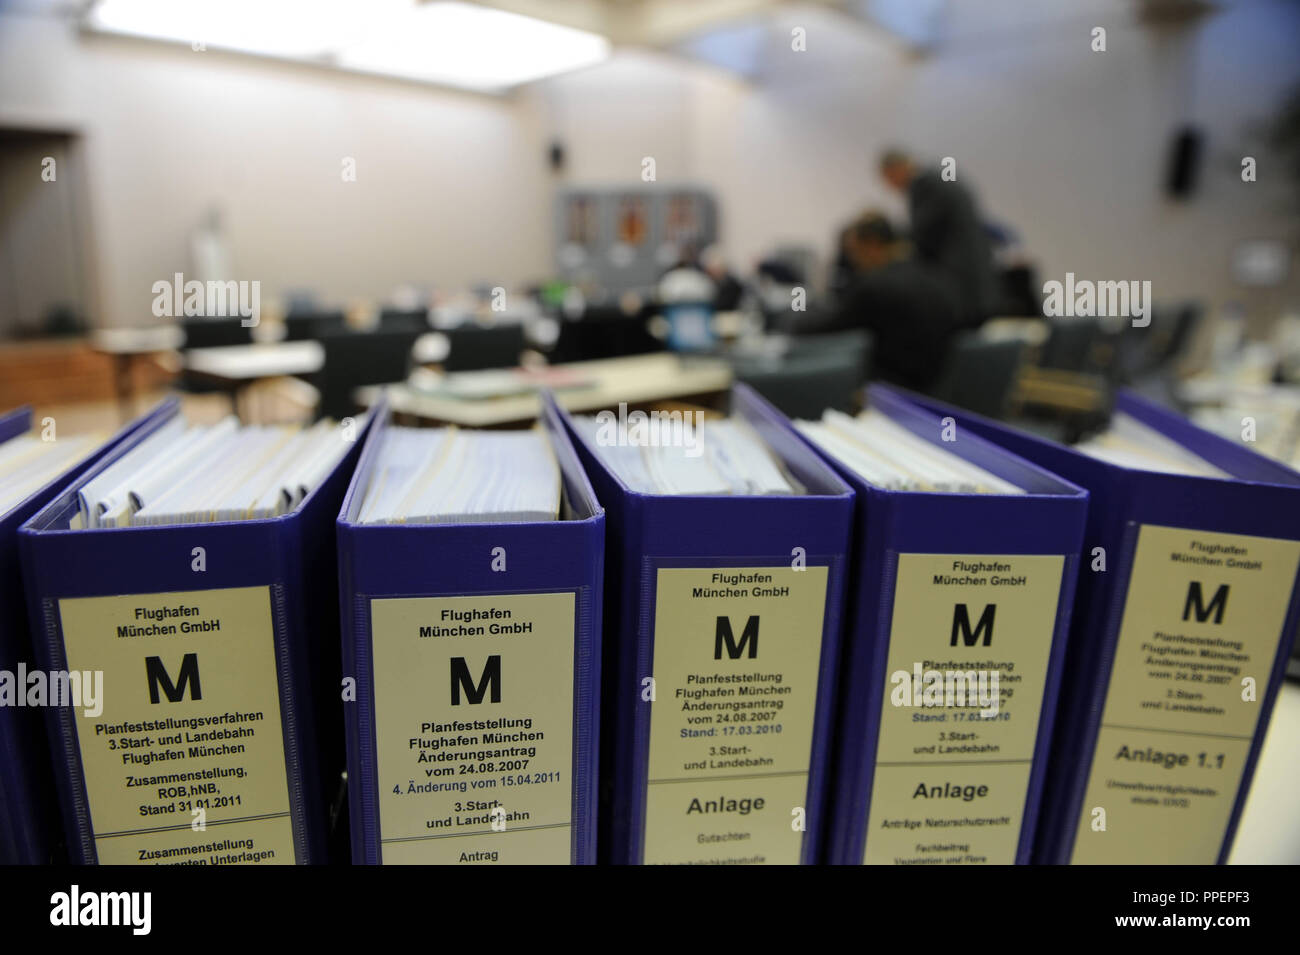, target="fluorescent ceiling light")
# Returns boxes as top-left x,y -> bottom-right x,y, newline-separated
86,0 -> 610,93
337,2 -> 611,93
87,0 -> 411,60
